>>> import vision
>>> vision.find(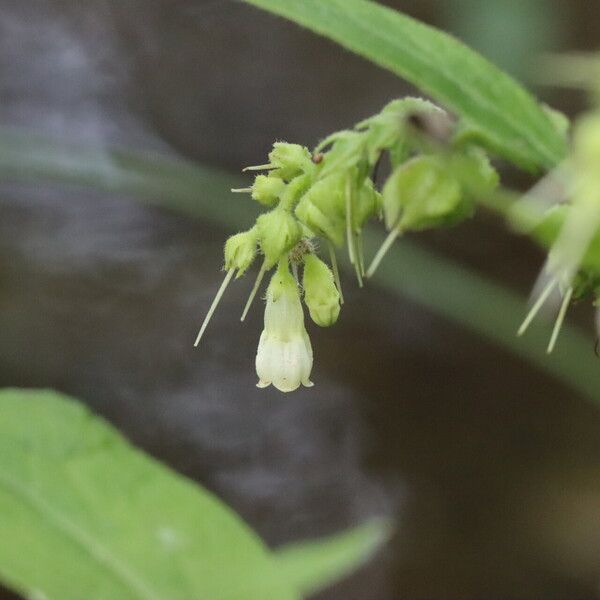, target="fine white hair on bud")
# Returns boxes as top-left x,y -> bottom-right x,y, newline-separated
255,259 -> 314,392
